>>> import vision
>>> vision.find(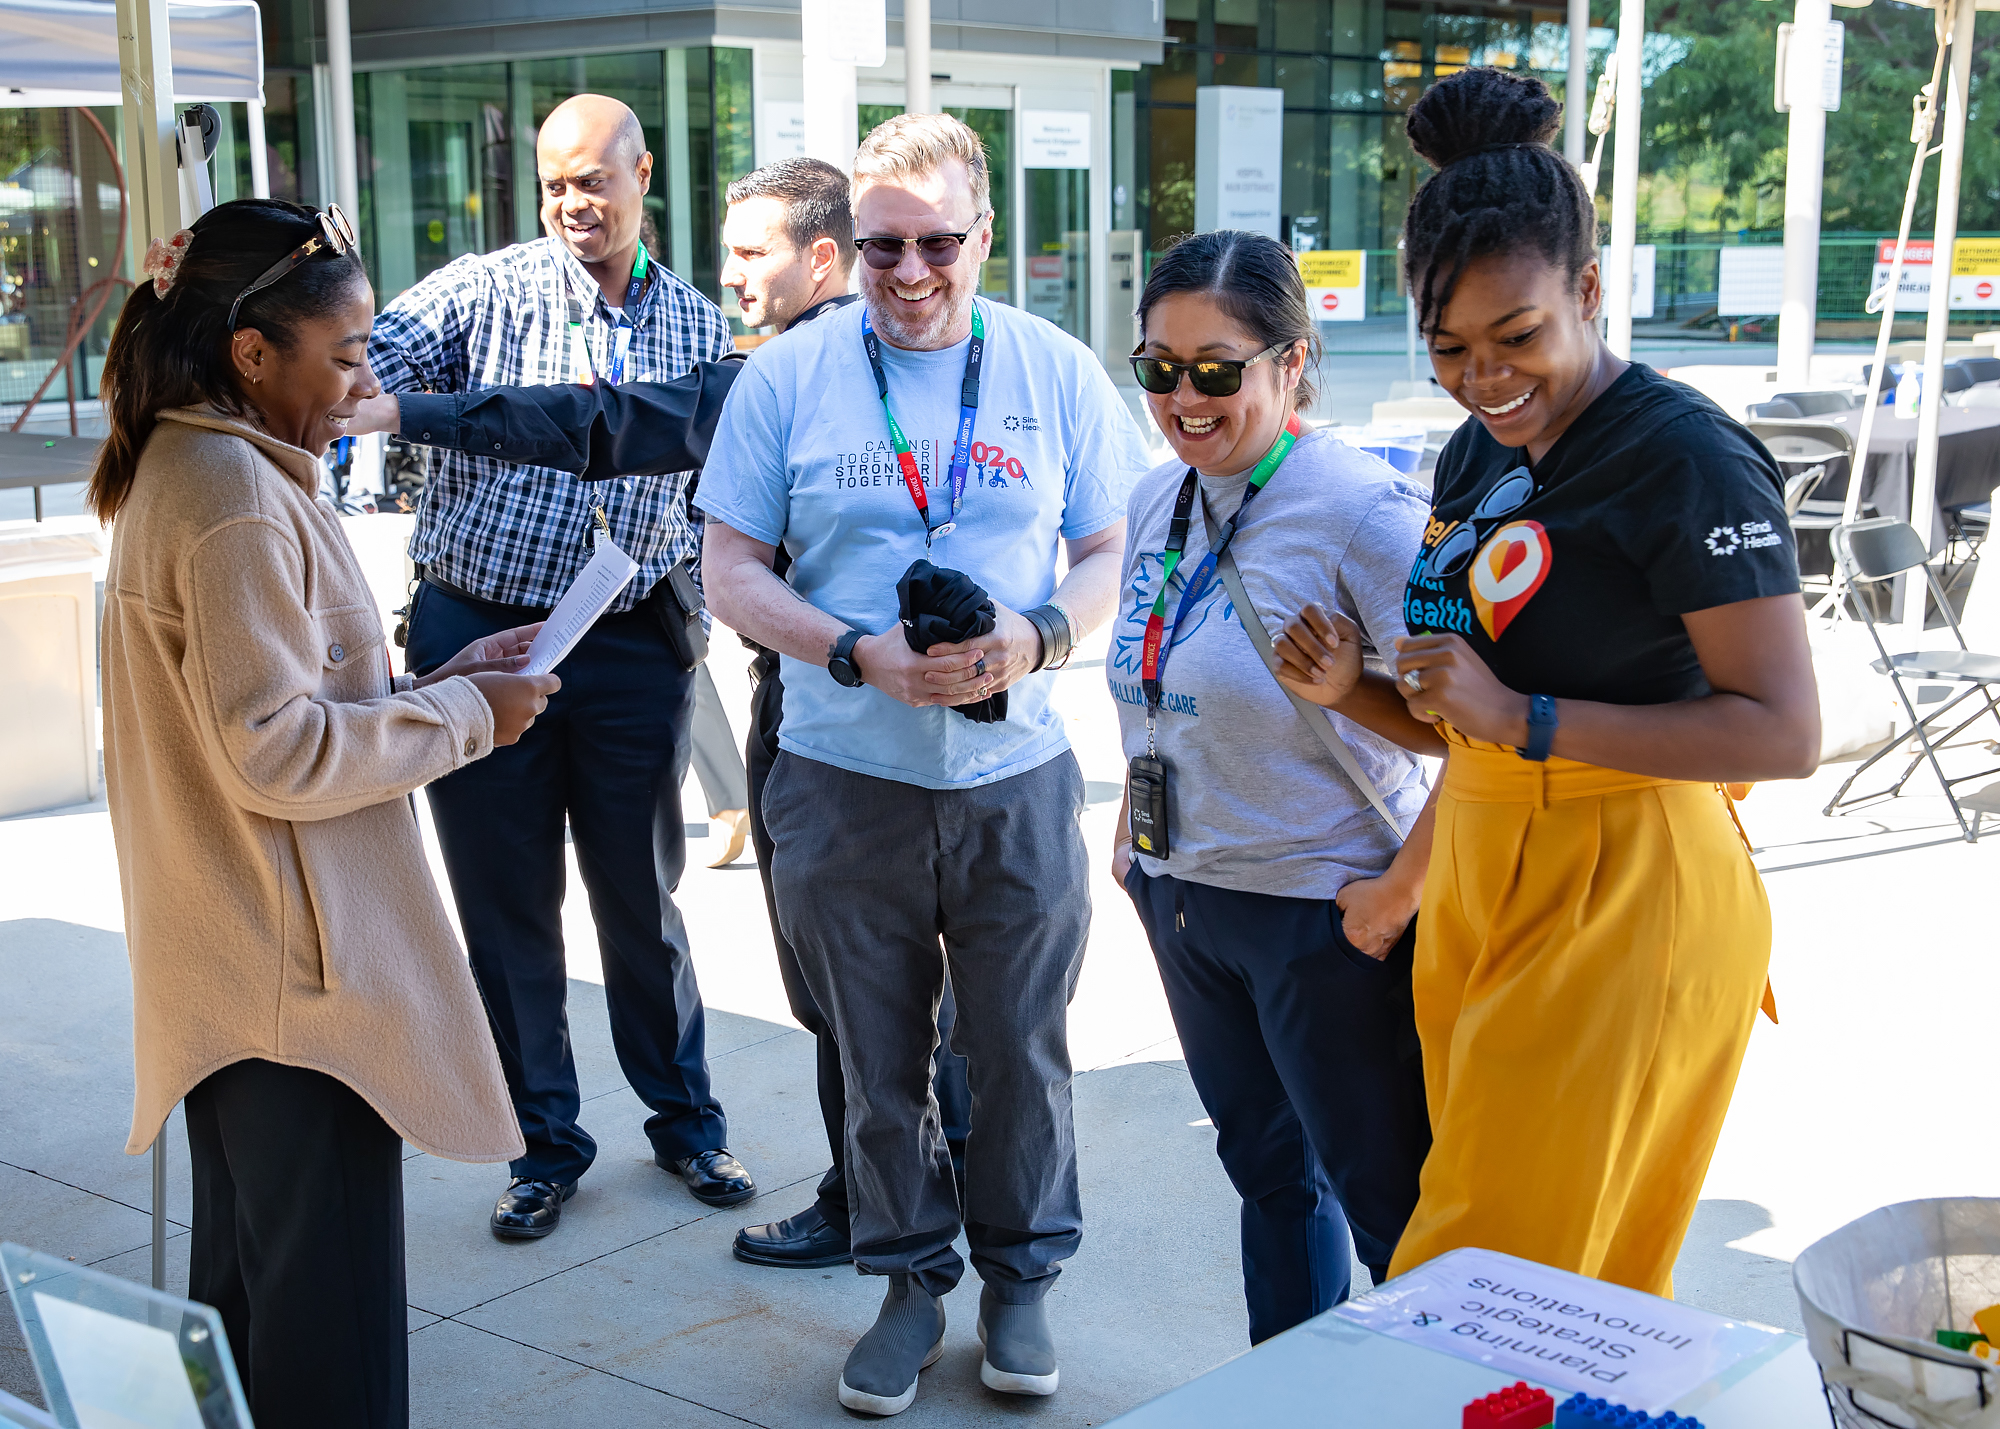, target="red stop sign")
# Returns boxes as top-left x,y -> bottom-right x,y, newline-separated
1979,281 -> 1994,300
1321,292 -> 1340,312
